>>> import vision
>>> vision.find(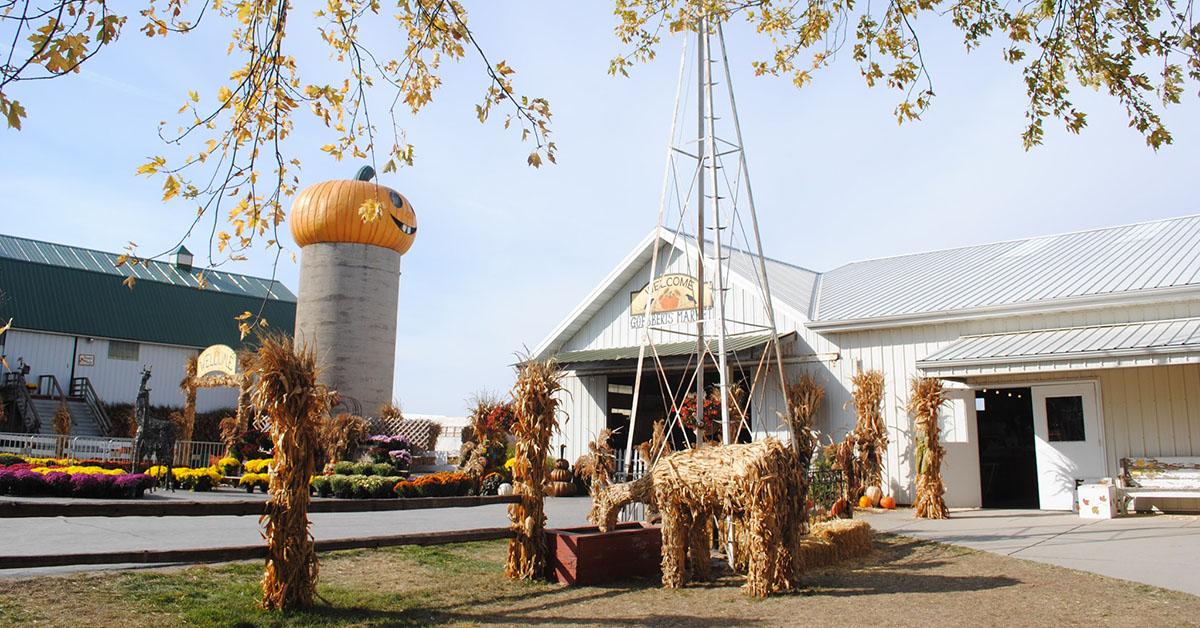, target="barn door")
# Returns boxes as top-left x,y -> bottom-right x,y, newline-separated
1031,382 -> 1105,510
